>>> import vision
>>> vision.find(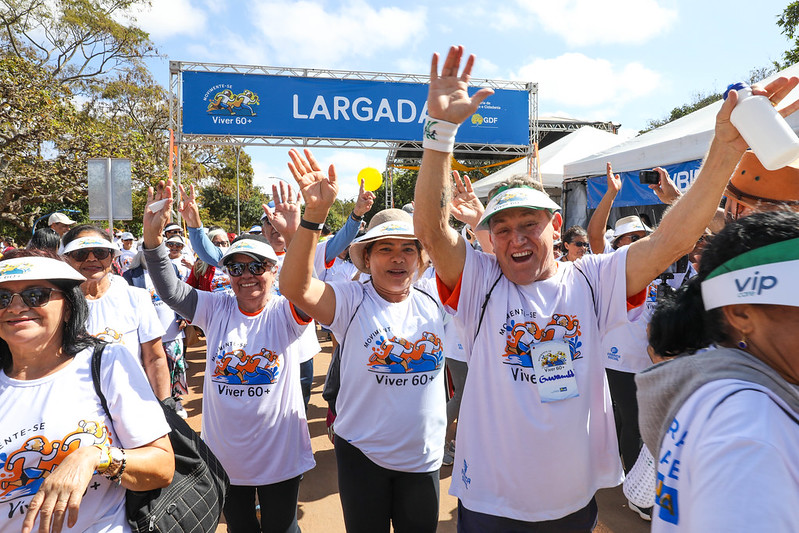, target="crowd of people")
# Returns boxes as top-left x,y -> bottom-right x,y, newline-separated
1,44 -> 799,533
